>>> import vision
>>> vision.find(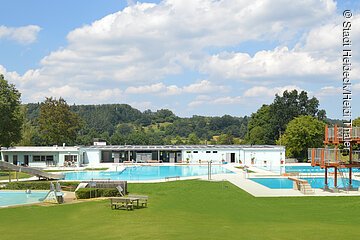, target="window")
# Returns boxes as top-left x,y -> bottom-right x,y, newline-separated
213,151 -> 218,153
193,151 -> 198,153
206,151 -> 211,153
4,155 -> 9,162
186,151 -> 191,153
33,155 -> 54,162
65,155 -> 77,162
